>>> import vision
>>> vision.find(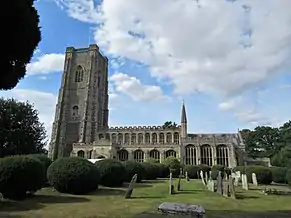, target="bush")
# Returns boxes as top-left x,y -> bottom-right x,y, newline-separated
122,161 -> 145,183
211,165 -> 226,180
184,165 -> 200,179
286,169 -> 291,186
141,162 -> 160,180
271,166 -> 287,184
29,154 -> 52,184
0,155 -> 45,199
234,165 -> 272,185
163,156 -> 181,177
95,159 -> 126,187
47,157 -> 100,194
145,158 -> 159,164
157,163 -> 170,178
